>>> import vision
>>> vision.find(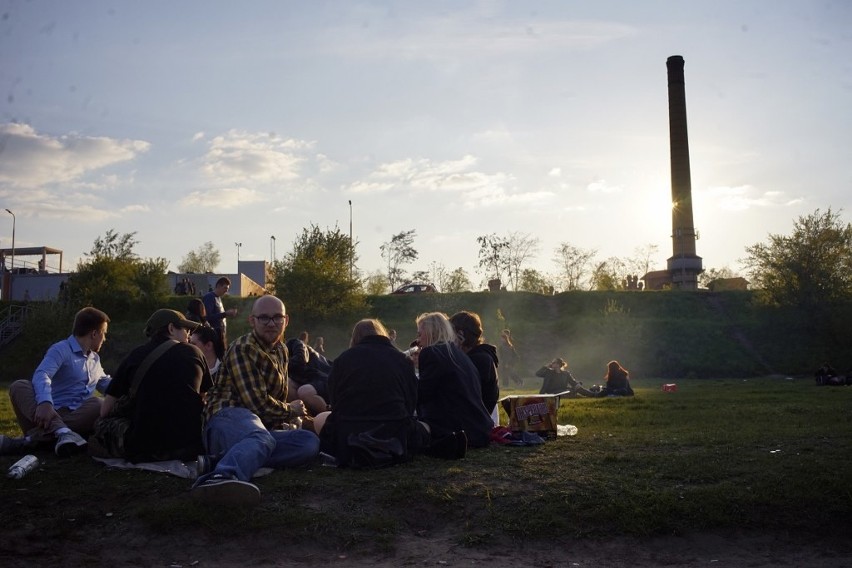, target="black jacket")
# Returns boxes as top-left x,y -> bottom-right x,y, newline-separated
417,342 -> 493,447
320,335 -> 423,465
466,343 -> 499,413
